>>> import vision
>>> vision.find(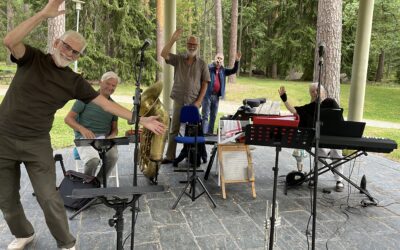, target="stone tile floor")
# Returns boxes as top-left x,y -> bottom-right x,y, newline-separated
1,144 -> 400,250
